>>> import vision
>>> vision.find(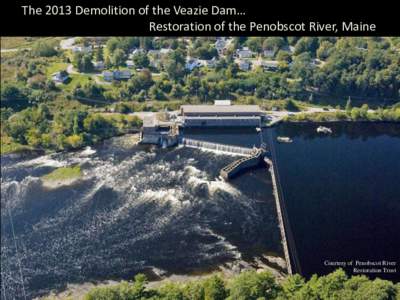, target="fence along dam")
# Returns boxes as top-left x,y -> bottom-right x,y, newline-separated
180,135 -> 298,275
